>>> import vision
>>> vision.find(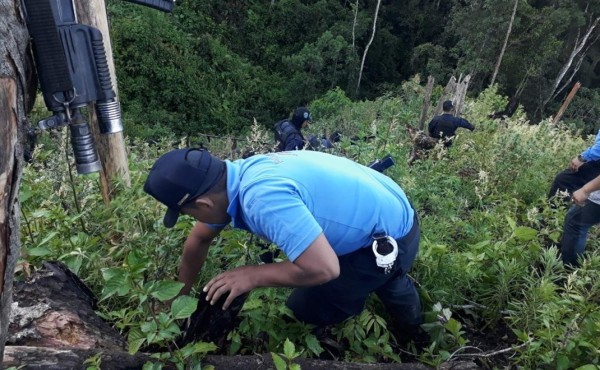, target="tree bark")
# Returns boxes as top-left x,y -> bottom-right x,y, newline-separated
0,0 -> 35,361
418,76 -> 435,131
544,14 -> 600,106
351,0 -> 359,52
356,0 -> 382,95
453,74 -> 471,116
552,81 -> 582,125
4,346 -> 155,370
433,76 -> 457,116
75,0 -> 131,203
490,0 -> 518,87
